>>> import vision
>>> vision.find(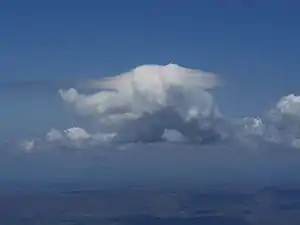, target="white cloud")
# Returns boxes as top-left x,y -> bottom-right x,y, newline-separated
20,139 -> 35,152
275,94 -> 300,118
54,65 -> 300,149
239,117 -> 265,136
45,127 -> 116,149
12,64 -> 300,151
46,129 -> 63,142
63,127 -> 91,141
46,127 -> 91,143
58,63 -> 224,144
263,94 -> 300,148
59,63 -> 221,122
